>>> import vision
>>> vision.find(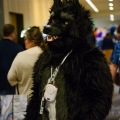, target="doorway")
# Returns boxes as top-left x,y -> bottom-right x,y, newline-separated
9,13 -> 25,48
